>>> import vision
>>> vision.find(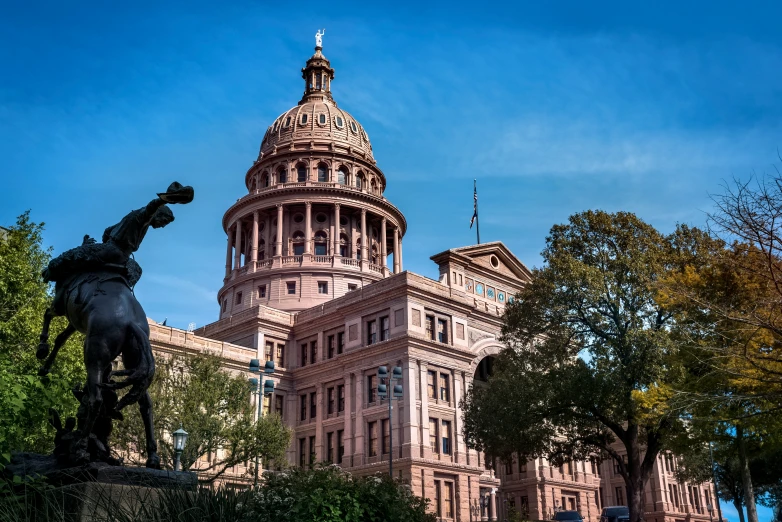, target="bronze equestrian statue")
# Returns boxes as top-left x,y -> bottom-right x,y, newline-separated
36,182 -> 194,469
